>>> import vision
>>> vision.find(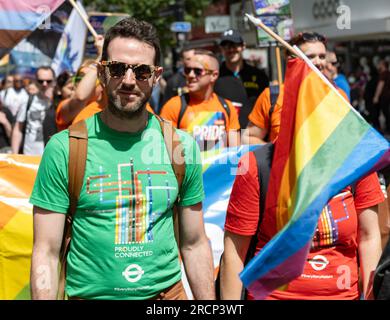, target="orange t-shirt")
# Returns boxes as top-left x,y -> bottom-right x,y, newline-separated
72,100 -> 105,125
55,98 -> 71,131
249,85 -> 349,142
248,85 -> 284,142
146,103 -> 154,114
160,93 -> 240,150
56,98 -> 106,131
